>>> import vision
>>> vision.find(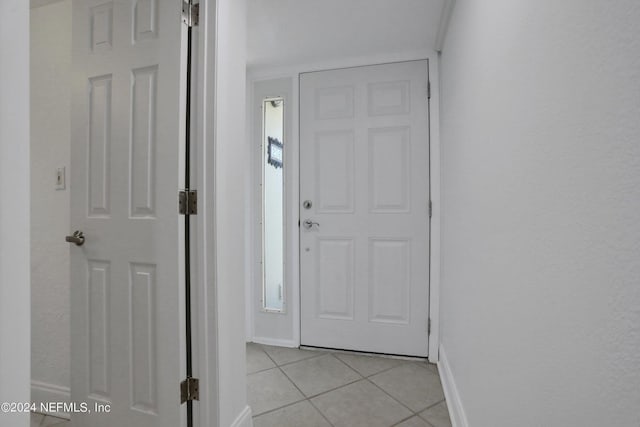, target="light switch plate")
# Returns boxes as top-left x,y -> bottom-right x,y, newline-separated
55,167 -> 66,190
